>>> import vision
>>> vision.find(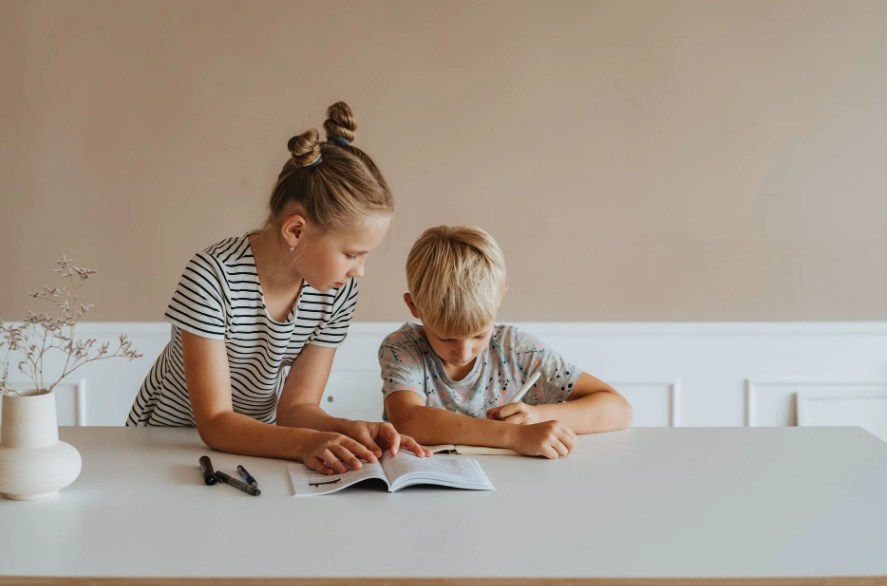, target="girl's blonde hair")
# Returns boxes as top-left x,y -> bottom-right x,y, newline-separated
406,226 -> 507,338
265,102 -> 393,233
